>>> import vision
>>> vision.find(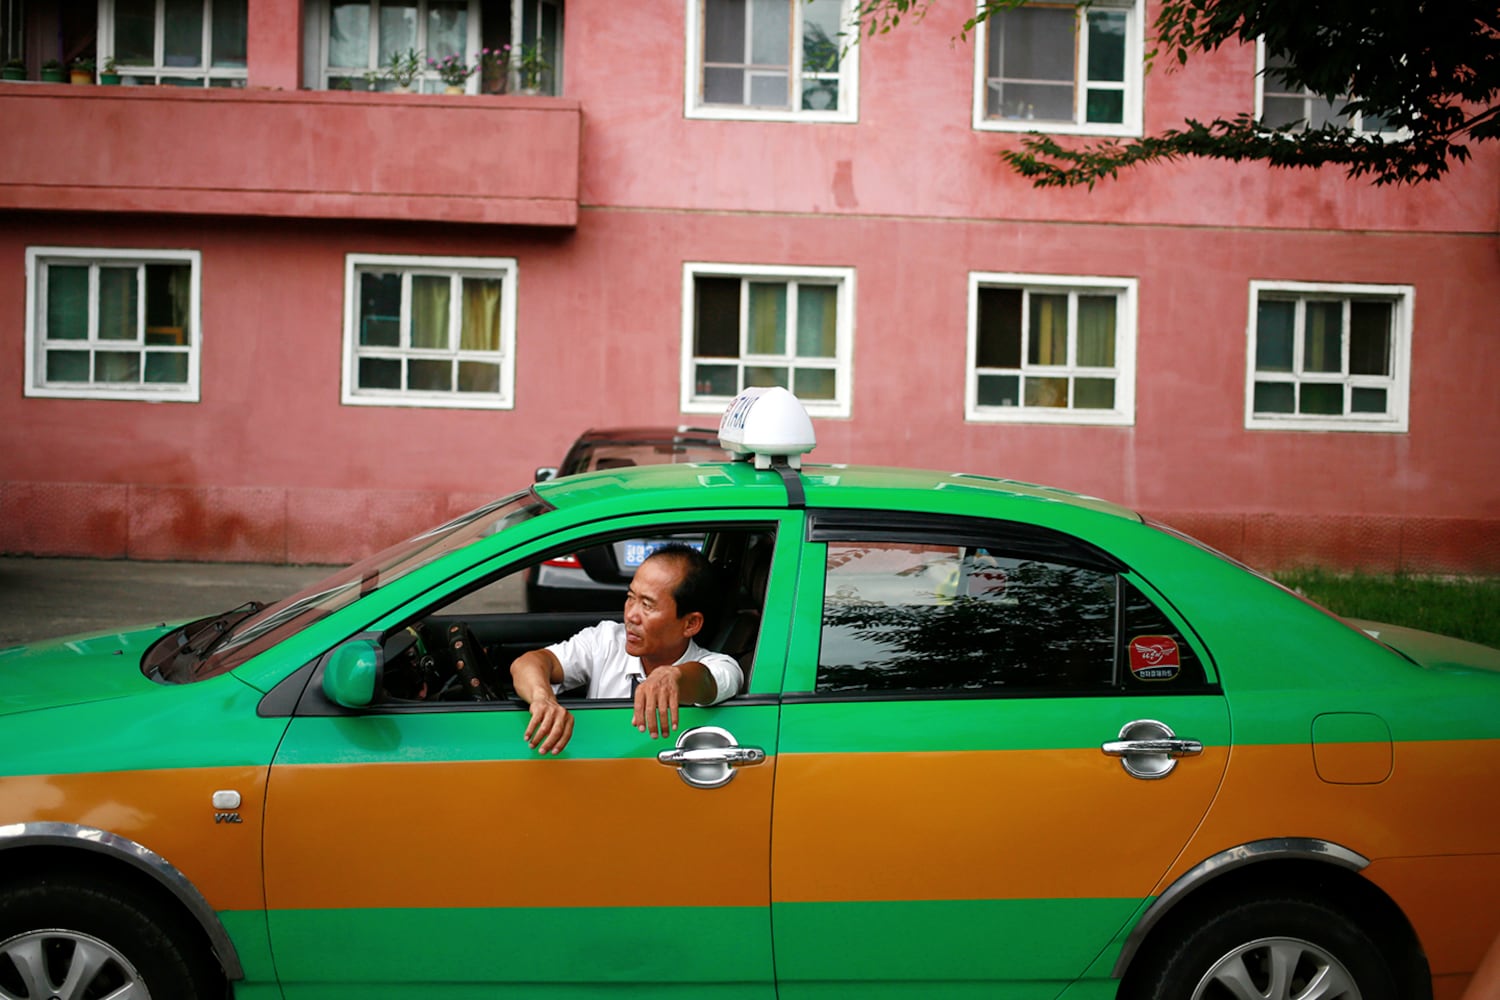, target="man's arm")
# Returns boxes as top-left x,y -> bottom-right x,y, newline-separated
510,649 -> 574,754
632,660 -> 726,738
